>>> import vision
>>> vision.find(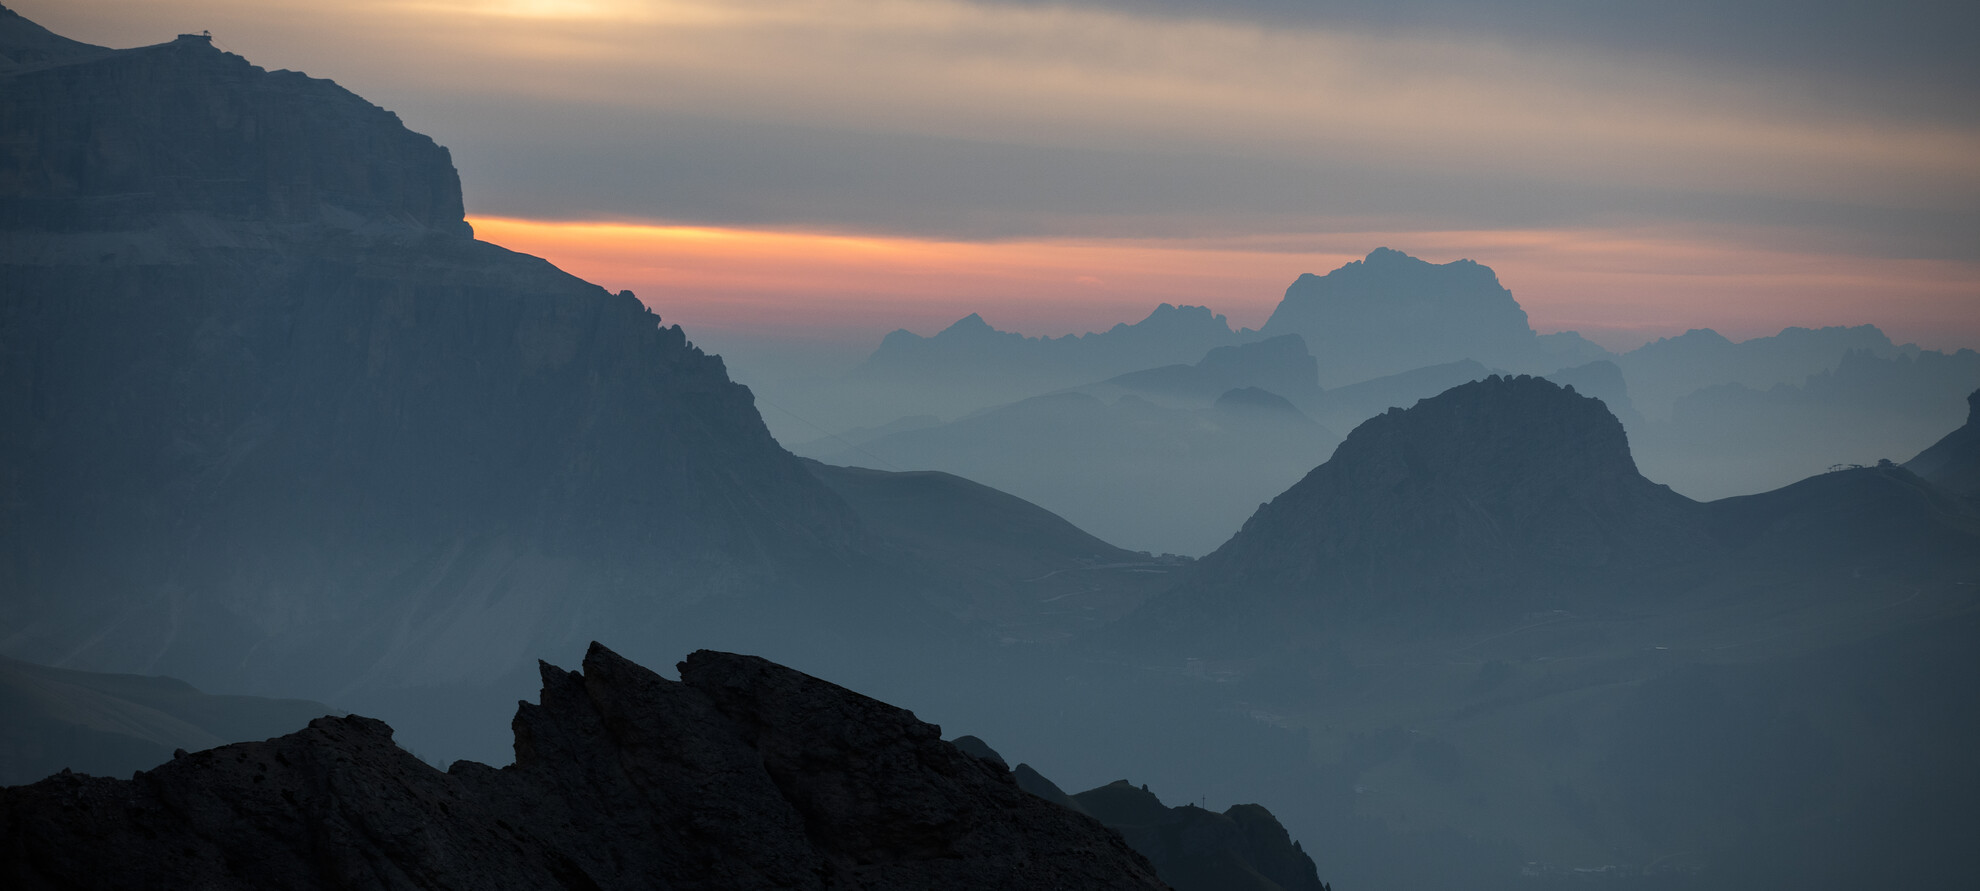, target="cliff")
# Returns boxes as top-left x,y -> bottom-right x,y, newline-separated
0,14 -> 862,708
